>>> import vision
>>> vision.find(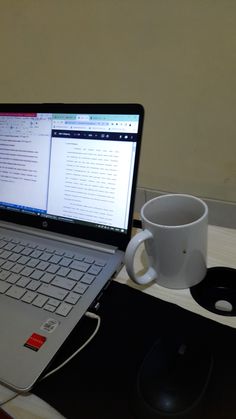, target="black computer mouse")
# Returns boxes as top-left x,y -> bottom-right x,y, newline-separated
135,335 -> 213,417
